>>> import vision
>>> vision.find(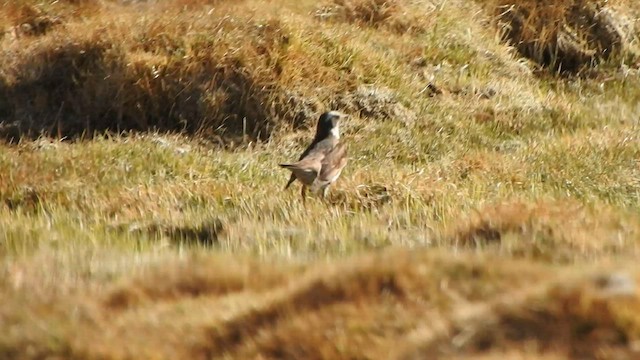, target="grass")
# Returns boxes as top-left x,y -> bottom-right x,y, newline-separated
1,0 -> 640,358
